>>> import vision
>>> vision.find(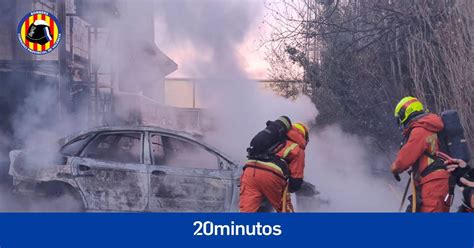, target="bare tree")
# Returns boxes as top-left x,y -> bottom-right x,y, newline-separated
265,0 -> 474,151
